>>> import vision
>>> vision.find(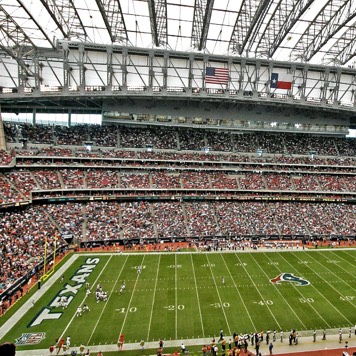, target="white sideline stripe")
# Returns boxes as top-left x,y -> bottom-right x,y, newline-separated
59,247 -> 356,257
190,254 -> 205,336
234,253 -> 282,330
0,254 -> 79,340
146,255 -> 161,341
